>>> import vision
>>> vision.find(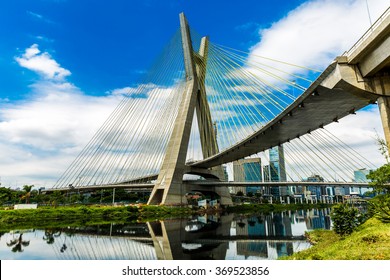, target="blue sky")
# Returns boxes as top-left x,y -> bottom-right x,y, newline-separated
0,0 -> 306,101
0,0 -> 389,188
